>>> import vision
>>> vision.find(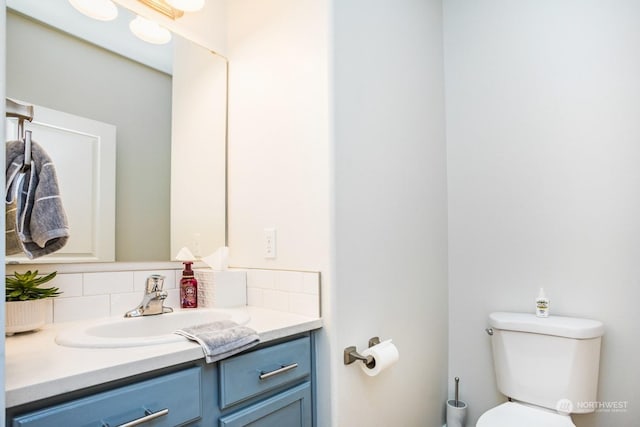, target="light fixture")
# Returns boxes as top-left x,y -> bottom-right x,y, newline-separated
129,16 -> 172,45
135,0 -> 205,20
68,0 -> 118,21
136,0 -> 184,19
165,0 -> 205,12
